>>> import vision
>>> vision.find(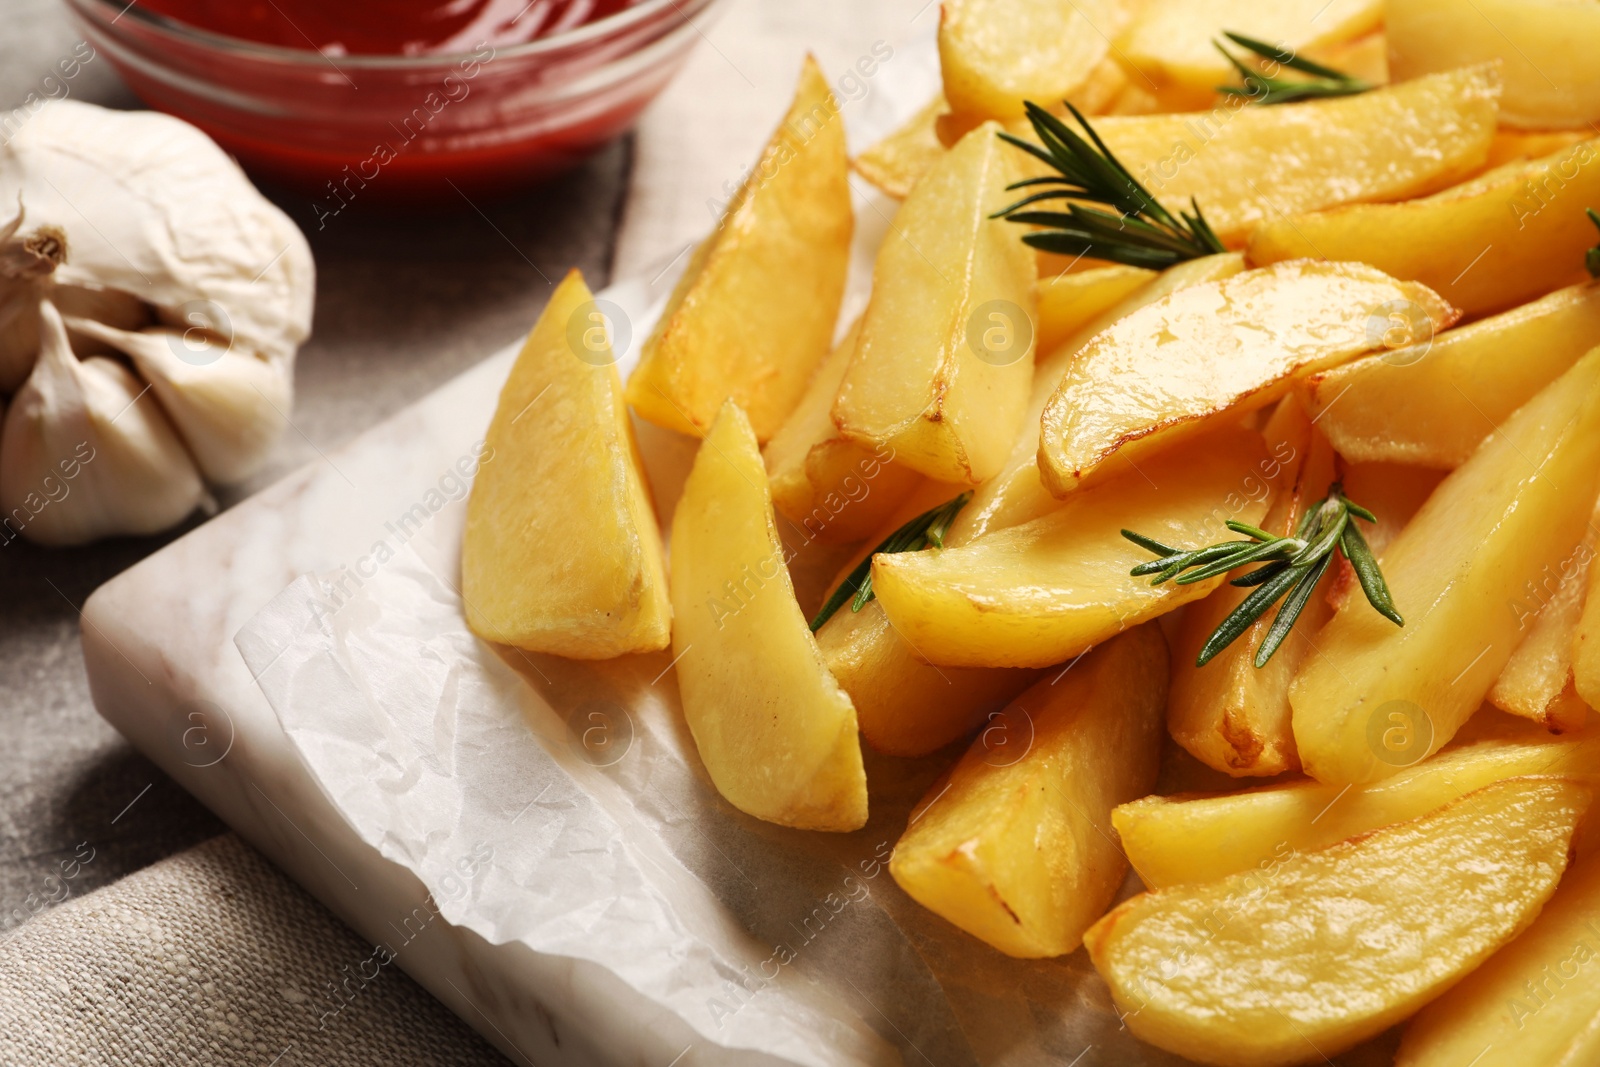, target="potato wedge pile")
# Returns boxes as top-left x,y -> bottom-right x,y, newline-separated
465,7 -> 1600,1063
